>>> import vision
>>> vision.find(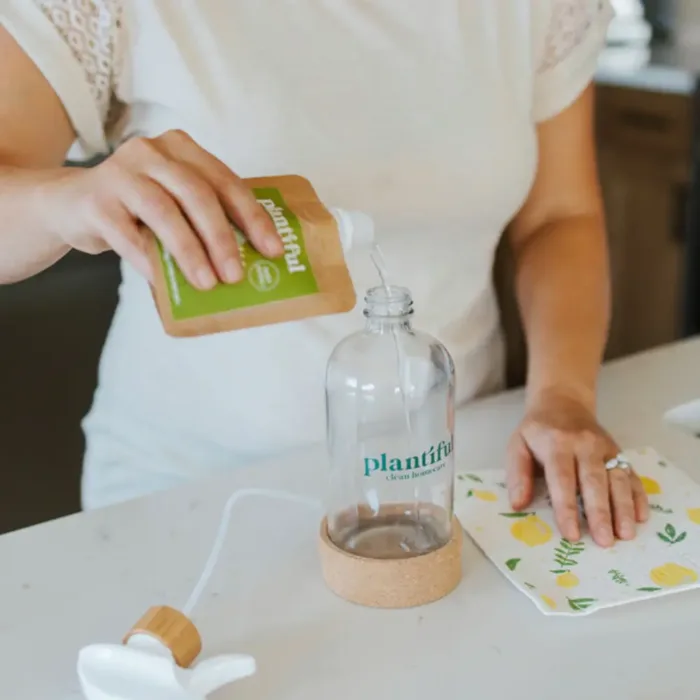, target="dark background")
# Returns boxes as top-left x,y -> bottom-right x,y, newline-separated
0,250 -> 121,533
